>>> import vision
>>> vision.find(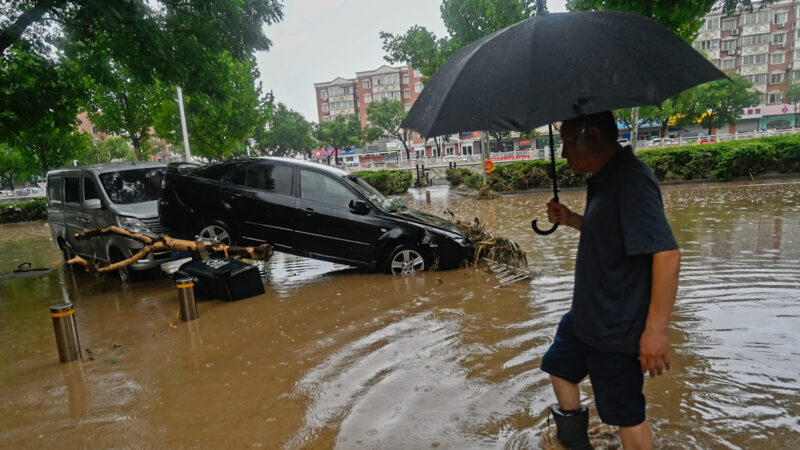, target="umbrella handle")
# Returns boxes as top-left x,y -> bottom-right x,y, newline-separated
531,219 -> 558,235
